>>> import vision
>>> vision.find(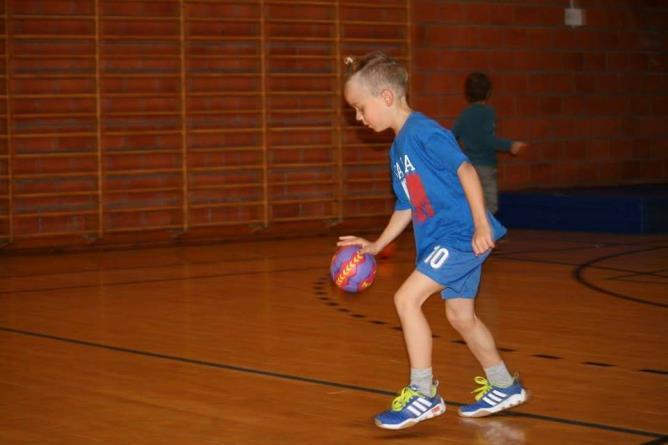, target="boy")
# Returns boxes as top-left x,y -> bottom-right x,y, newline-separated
338,52 -> 527,430
452,72 -> 527,214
